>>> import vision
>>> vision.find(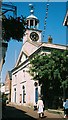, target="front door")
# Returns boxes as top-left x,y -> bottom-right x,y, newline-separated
35,87 -> 38,103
